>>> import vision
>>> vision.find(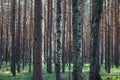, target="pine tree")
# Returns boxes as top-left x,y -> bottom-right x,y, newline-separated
33,0 -> 43,80
89,0 -> 103,80
55,0 -> 62,80
72,0 -> 83,80
11,0 -> 16,76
